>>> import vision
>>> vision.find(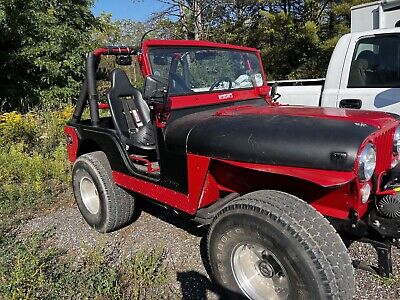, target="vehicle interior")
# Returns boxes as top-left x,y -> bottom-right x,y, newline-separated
348,34 -> 400,88
77,53 -> 161,175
